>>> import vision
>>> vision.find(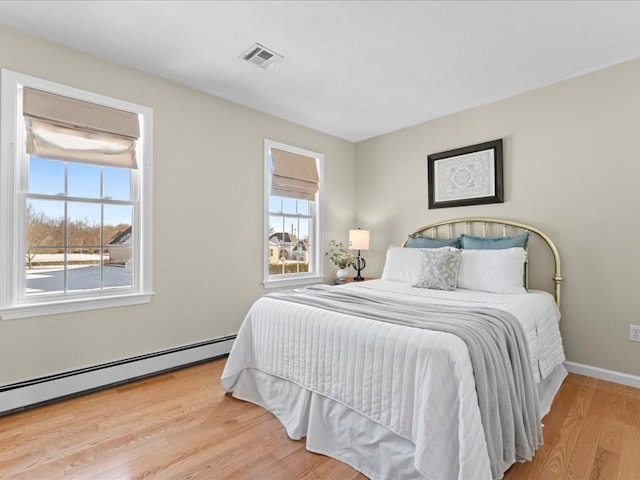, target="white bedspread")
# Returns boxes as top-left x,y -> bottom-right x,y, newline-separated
348,280 -> 565,383
221,280 -> 565,480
